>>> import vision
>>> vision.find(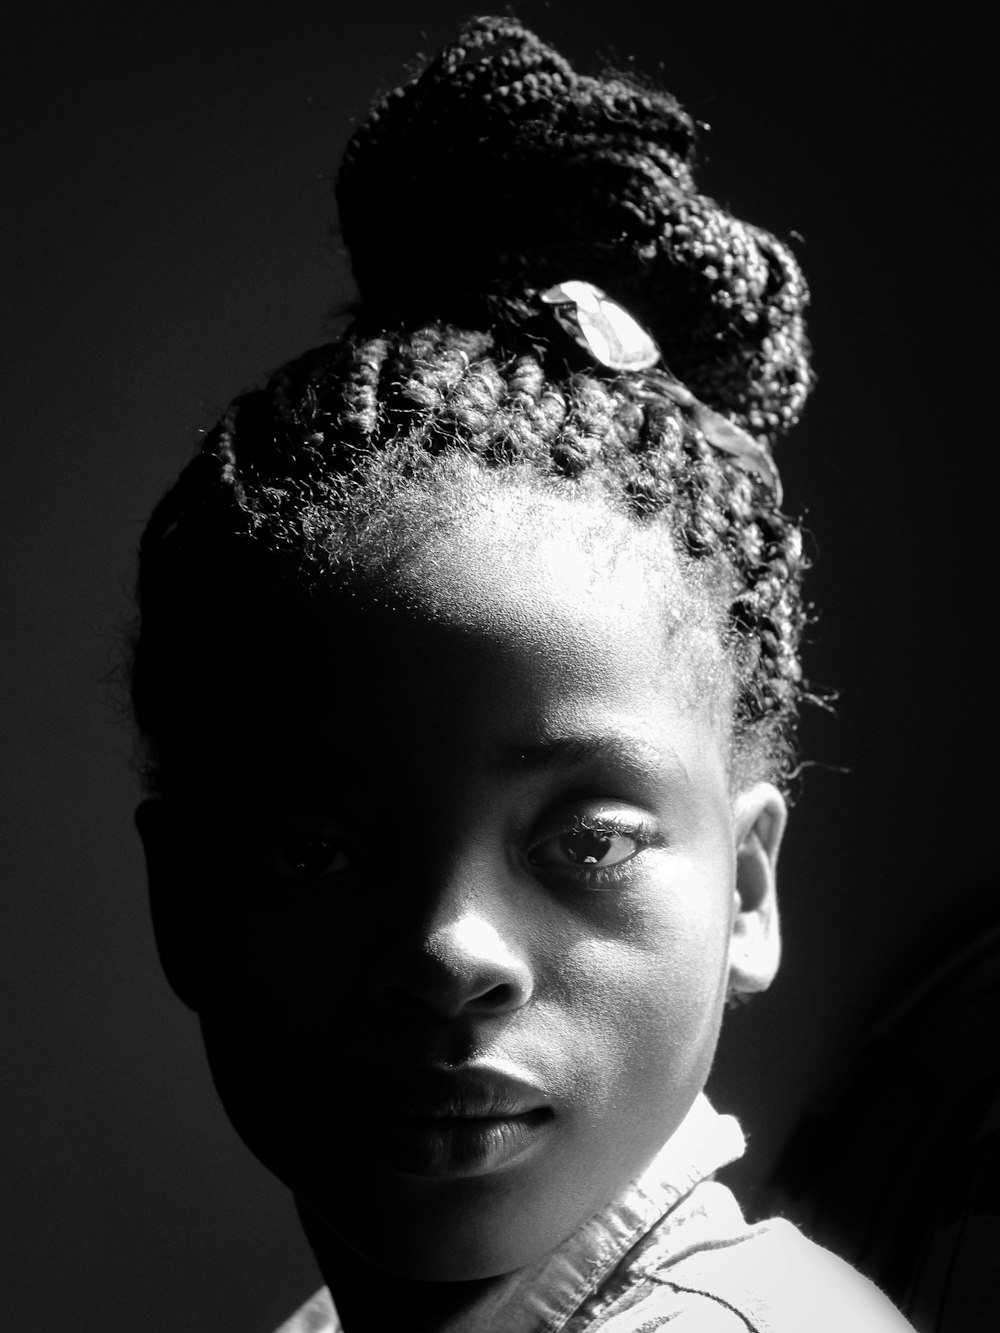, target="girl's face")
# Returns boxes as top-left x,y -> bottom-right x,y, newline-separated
140,476 -> 783,1281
